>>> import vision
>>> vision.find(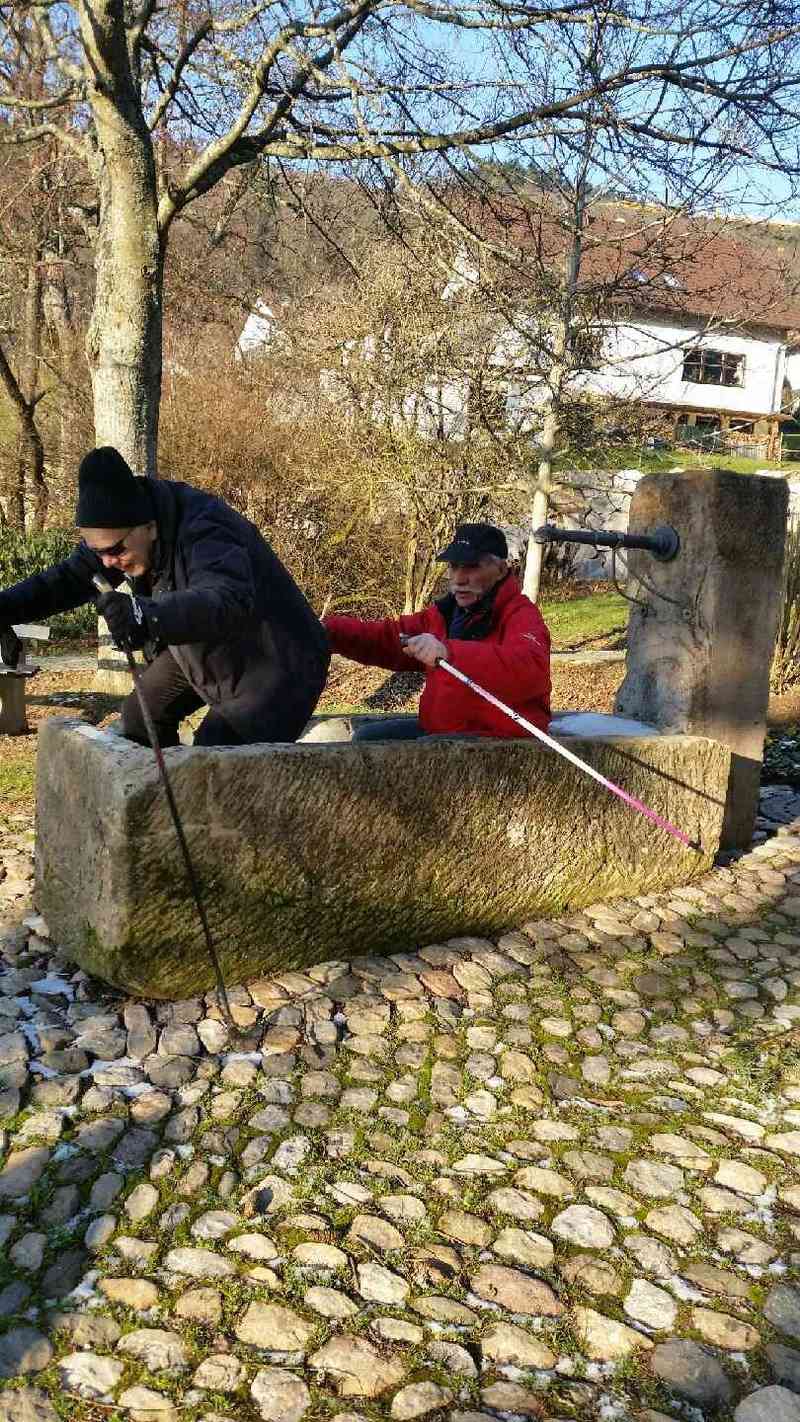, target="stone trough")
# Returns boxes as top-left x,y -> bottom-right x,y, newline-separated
35,713 -> 730,998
